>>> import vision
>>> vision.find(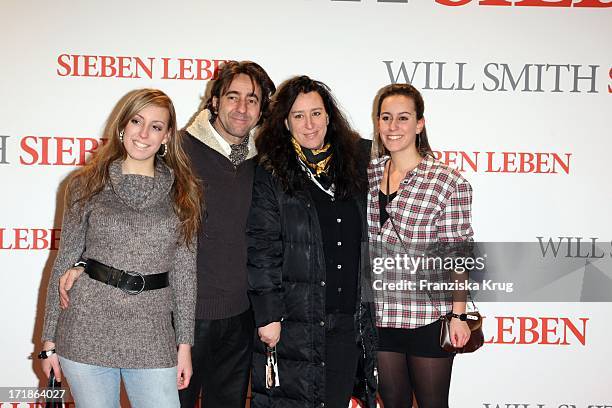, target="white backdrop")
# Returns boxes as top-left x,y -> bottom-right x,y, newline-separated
1,1 -> 611,406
